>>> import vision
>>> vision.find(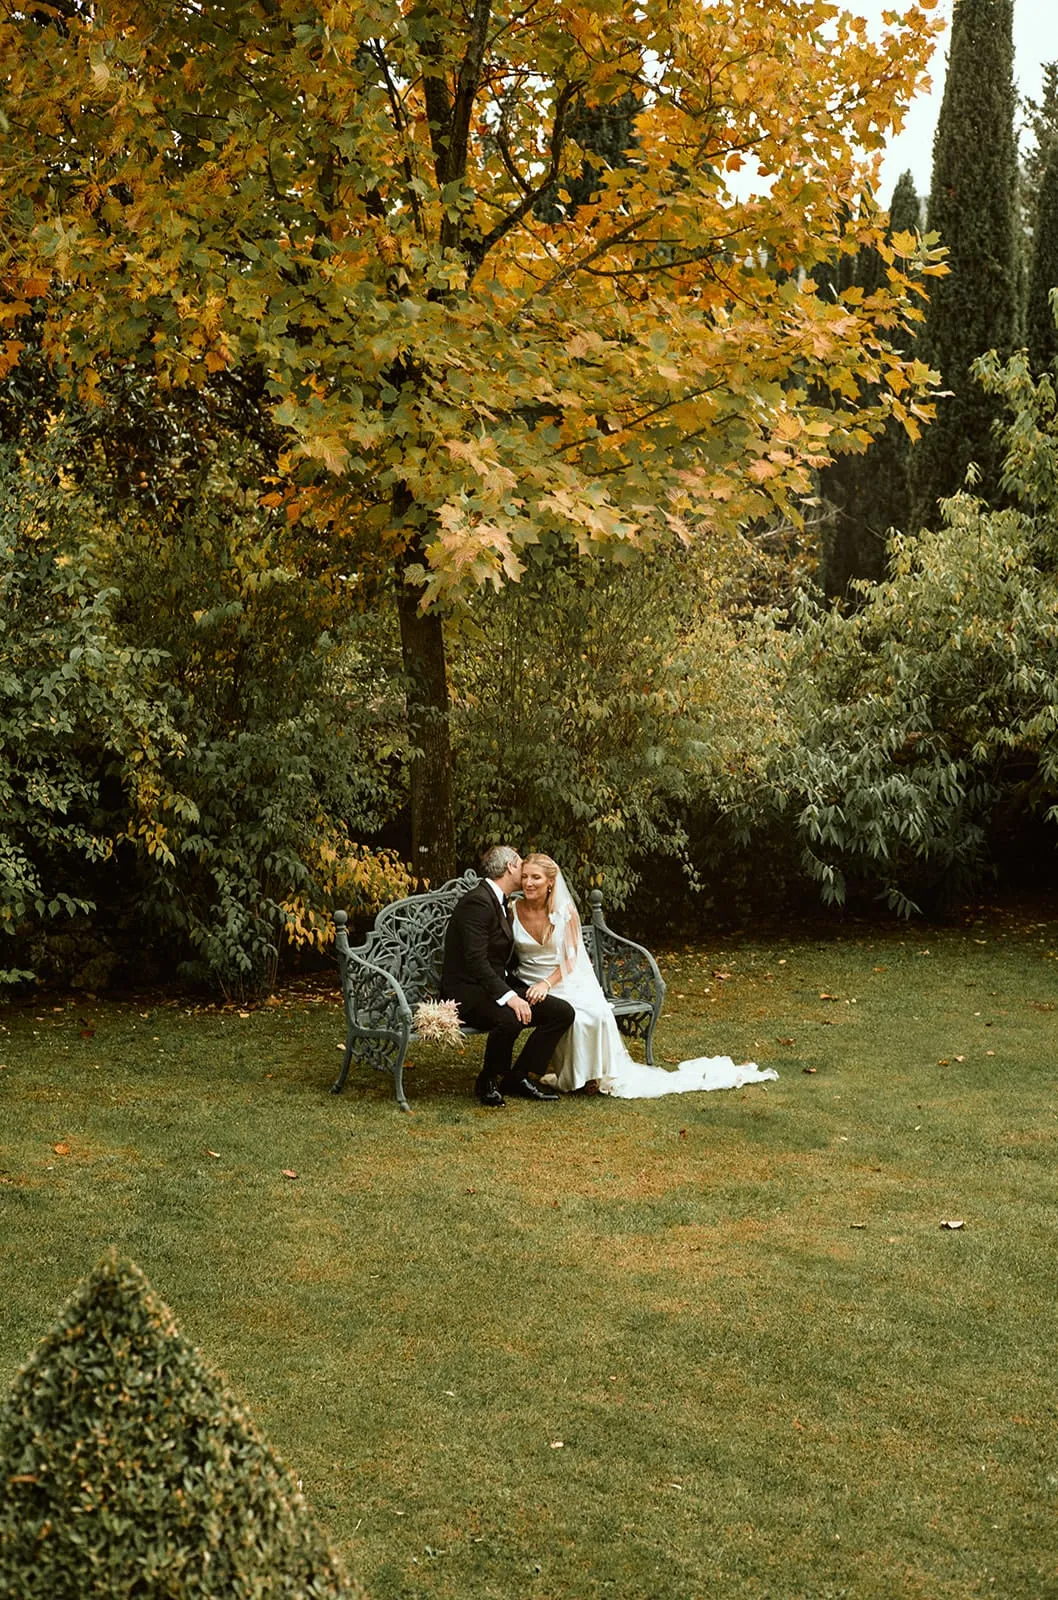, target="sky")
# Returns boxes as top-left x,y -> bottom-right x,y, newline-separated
867,0 -> 1058,201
